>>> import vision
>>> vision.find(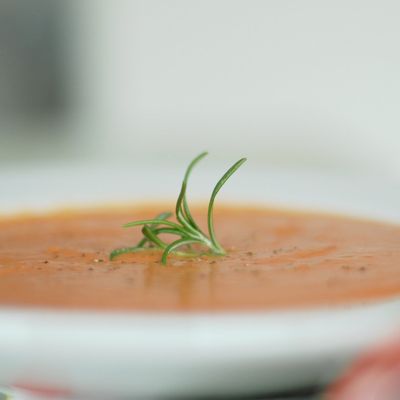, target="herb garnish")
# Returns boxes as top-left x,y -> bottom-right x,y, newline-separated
110,152 -> 246,264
